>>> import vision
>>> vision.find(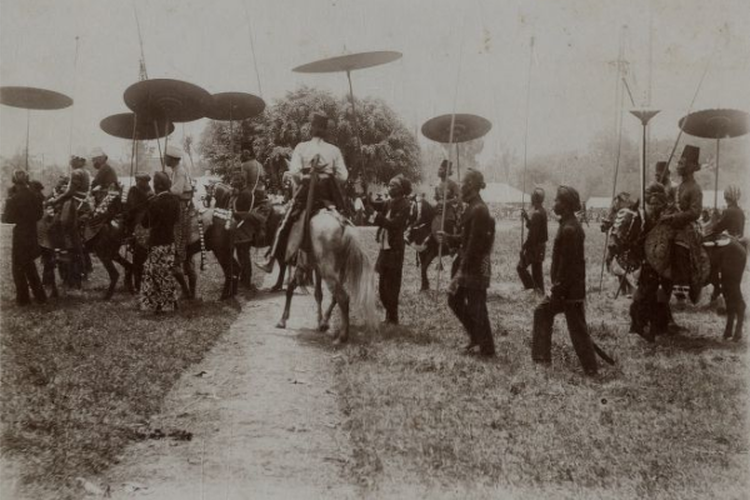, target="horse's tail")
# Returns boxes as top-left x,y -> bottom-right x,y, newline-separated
340,224 -> 378,331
